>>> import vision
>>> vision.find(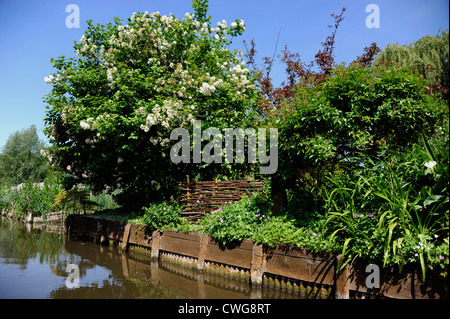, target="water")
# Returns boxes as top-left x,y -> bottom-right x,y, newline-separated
0,217 -> 304,299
